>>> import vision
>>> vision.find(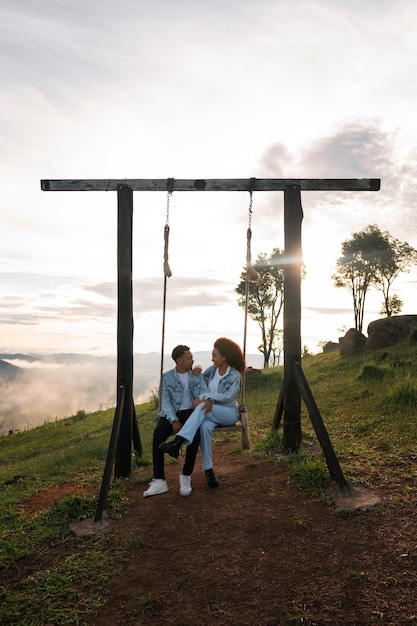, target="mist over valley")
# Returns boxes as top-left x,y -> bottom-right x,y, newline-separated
0,351 -> 264,435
